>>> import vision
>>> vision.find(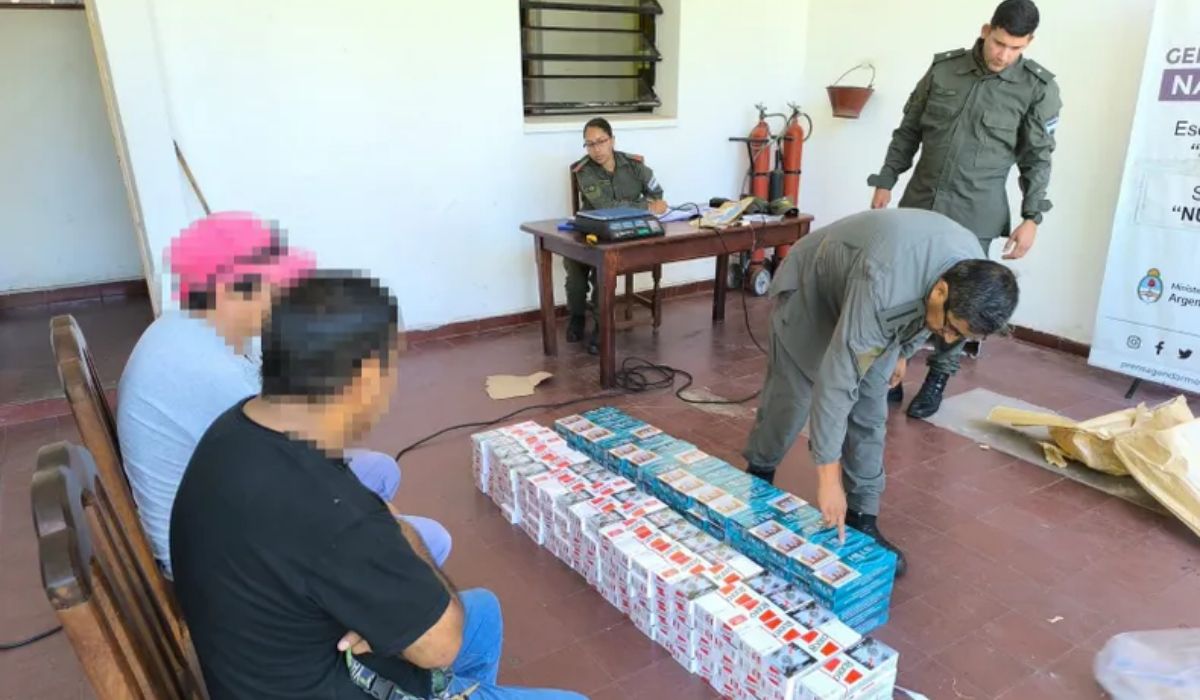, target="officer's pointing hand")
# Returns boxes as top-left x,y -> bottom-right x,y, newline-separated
816,463 -> 847,543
